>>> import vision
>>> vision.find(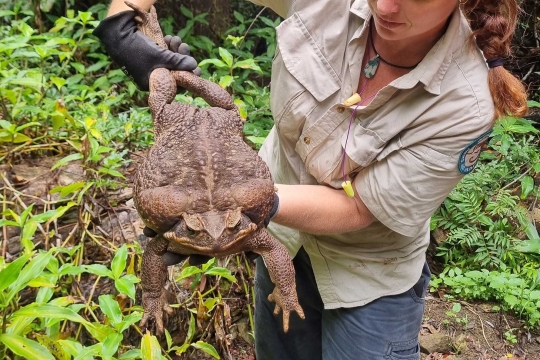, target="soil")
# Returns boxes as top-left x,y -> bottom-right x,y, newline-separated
423,296 -> 540,360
